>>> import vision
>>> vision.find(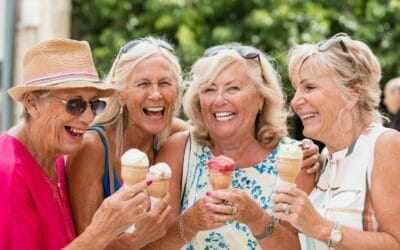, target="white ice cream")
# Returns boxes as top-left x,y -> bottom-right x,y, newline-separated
147,162 -> 172,180
121,148 -> 149,167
